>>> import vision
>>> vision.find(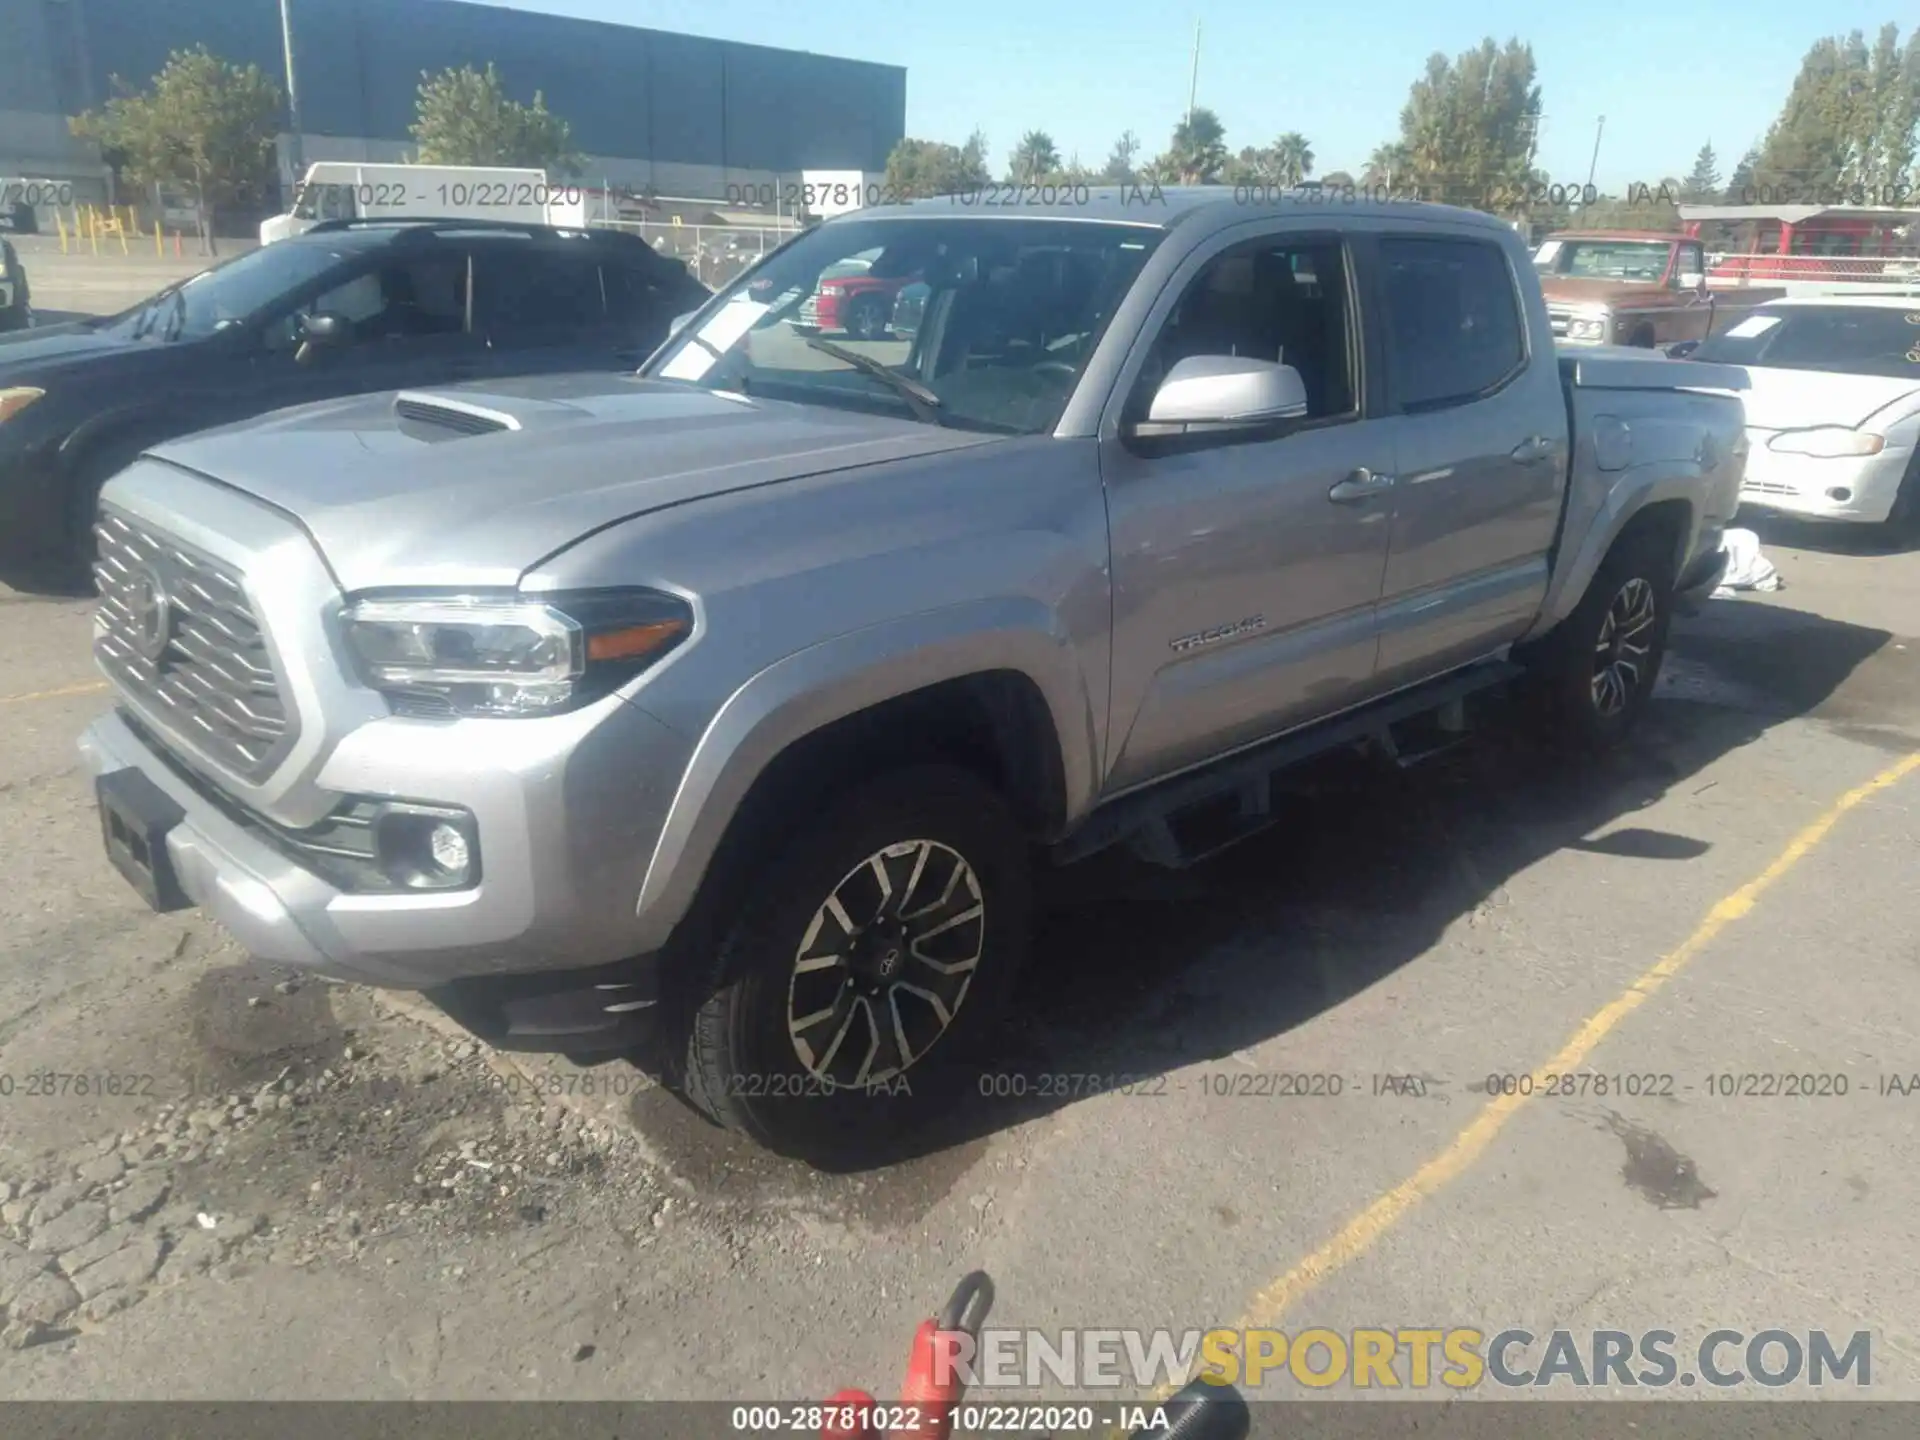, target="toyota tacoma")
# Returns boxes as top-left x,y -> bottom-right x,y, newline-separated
79,190 -> 1747,1155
